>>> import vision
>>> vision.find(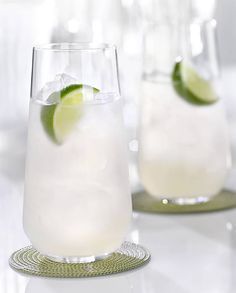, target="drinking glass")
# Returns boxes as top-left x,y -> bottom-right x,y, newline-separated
23,43 -> 132,263
138,1 -> 231,205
